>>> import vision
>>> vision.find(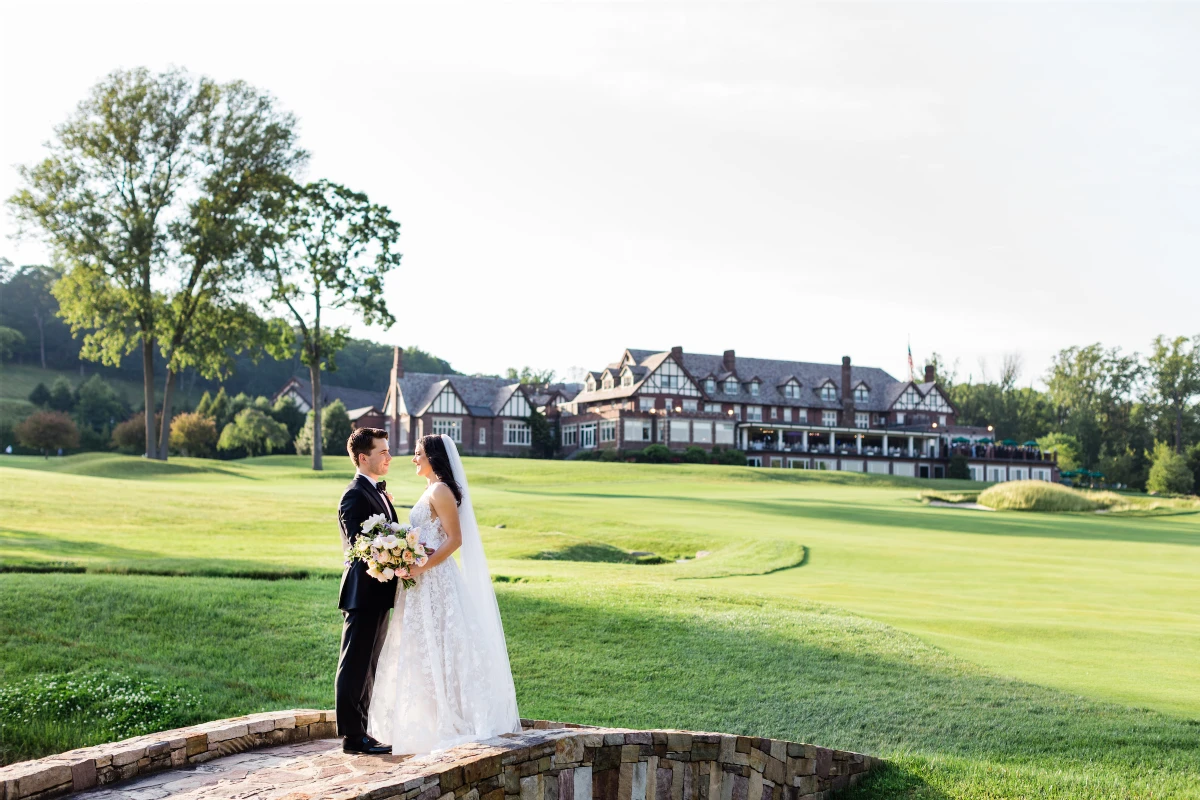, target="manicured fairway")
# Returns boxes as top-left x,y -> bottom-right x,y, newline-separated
2,454 -> 1199,798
